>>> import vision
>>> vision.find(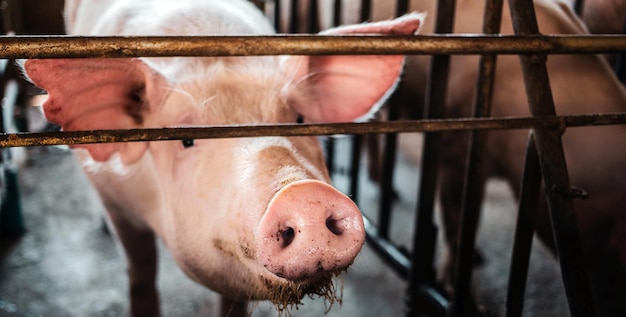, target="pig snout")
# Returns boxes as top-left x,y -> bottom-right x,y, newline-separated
257,180 -> 365,281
